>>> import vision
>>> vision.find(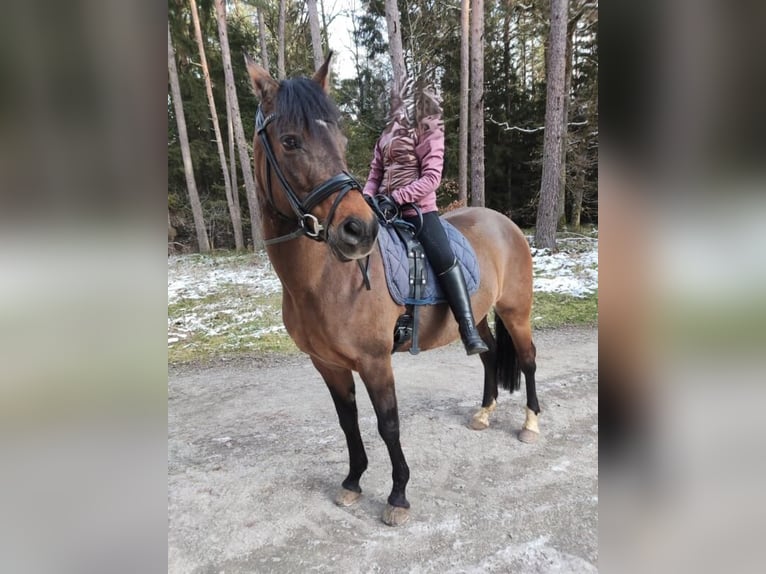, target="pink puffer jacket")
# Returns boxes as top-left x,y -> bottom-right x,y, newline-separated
362,114 -> 445,215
